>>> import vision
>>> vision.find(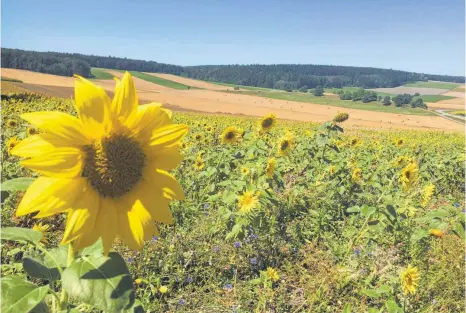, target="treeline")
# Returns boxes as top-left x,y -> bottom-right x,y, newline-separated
1,49 -> 91,77
183,64 -> 464,89
1,48 -> 464,89
1,48 -> 183,78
